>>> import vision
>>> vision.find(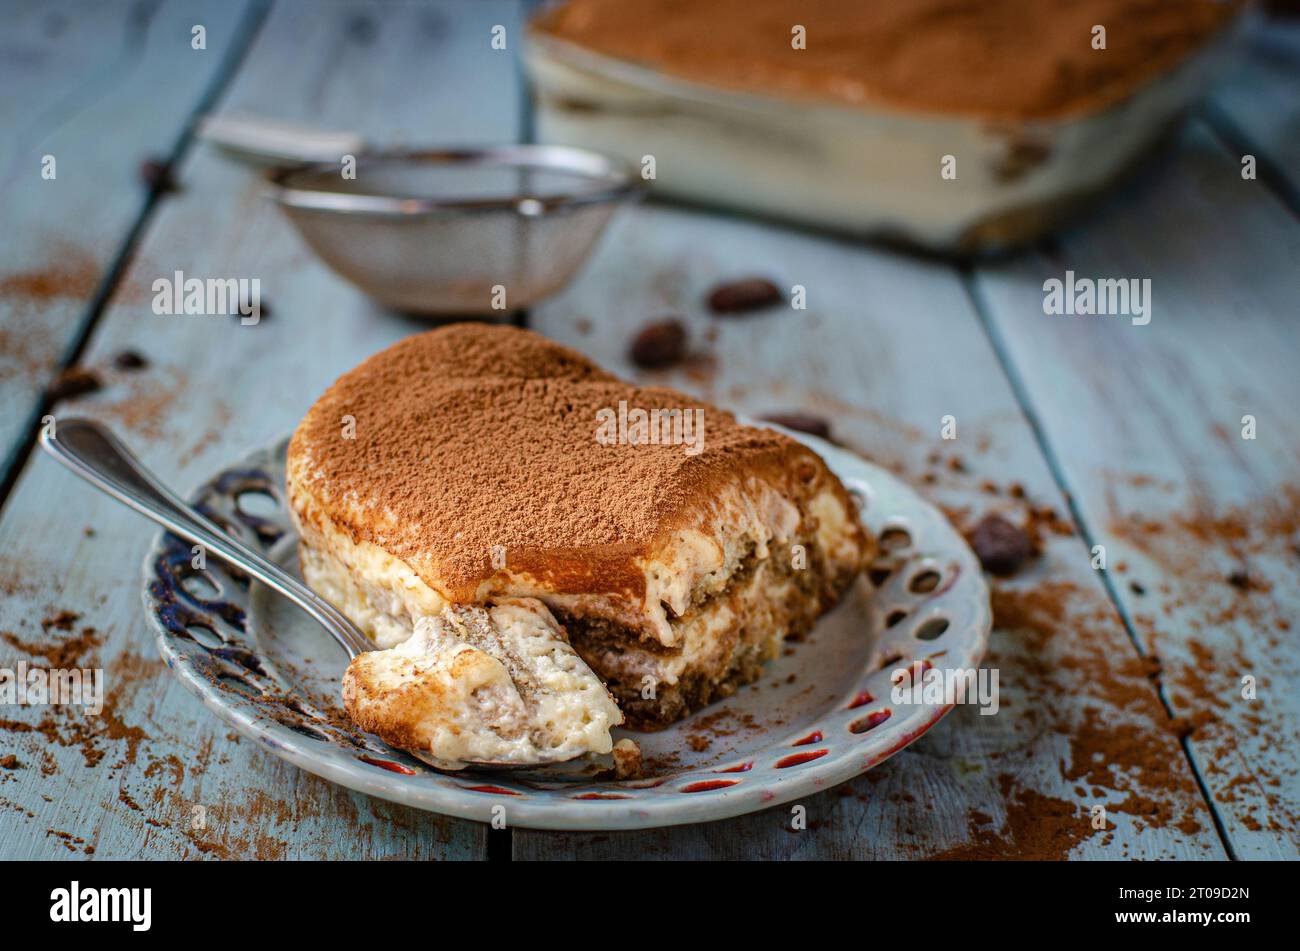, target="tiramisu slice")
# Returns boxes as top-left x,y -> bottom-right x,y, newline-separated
343,599 -> 623,769
288,324 -> 870,731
